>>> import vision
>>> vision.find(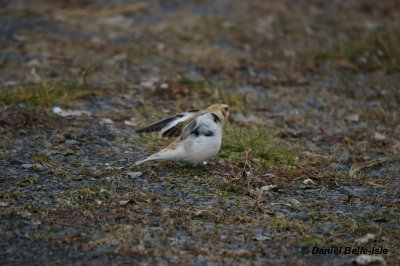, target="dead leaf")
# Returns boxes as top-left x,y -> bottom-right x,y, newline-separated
349,158 -> 386,177
302,178 -> 315,185
194,209 -> 207,217
344,113 -> 360,122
